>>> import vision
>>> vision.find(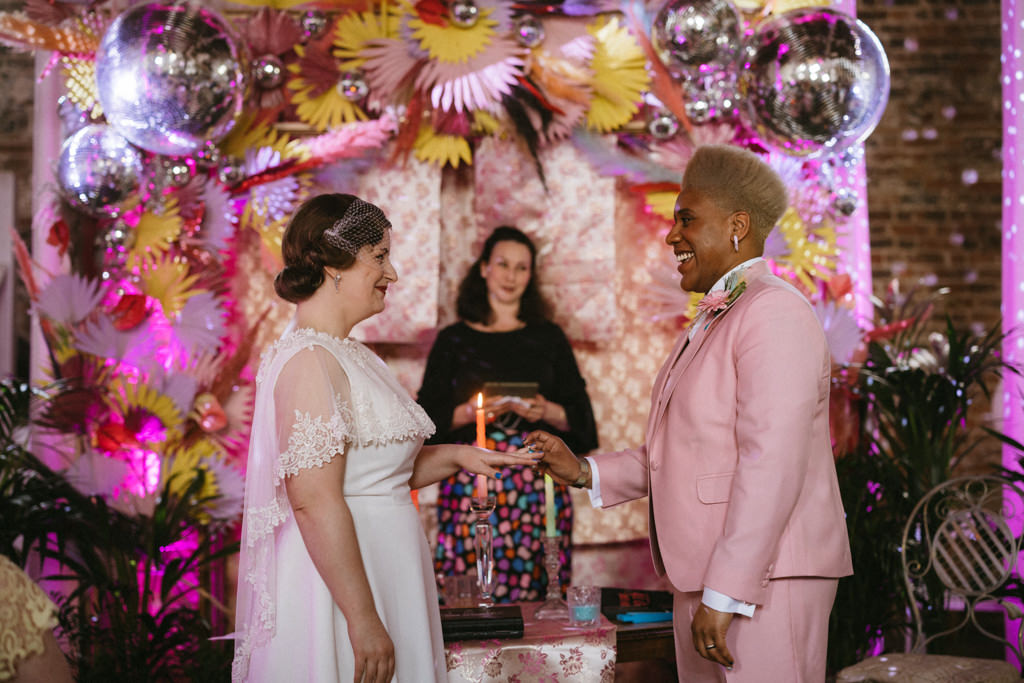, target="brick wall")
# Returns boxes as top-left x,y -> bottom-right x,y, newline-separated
858,0 -> 1003,334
